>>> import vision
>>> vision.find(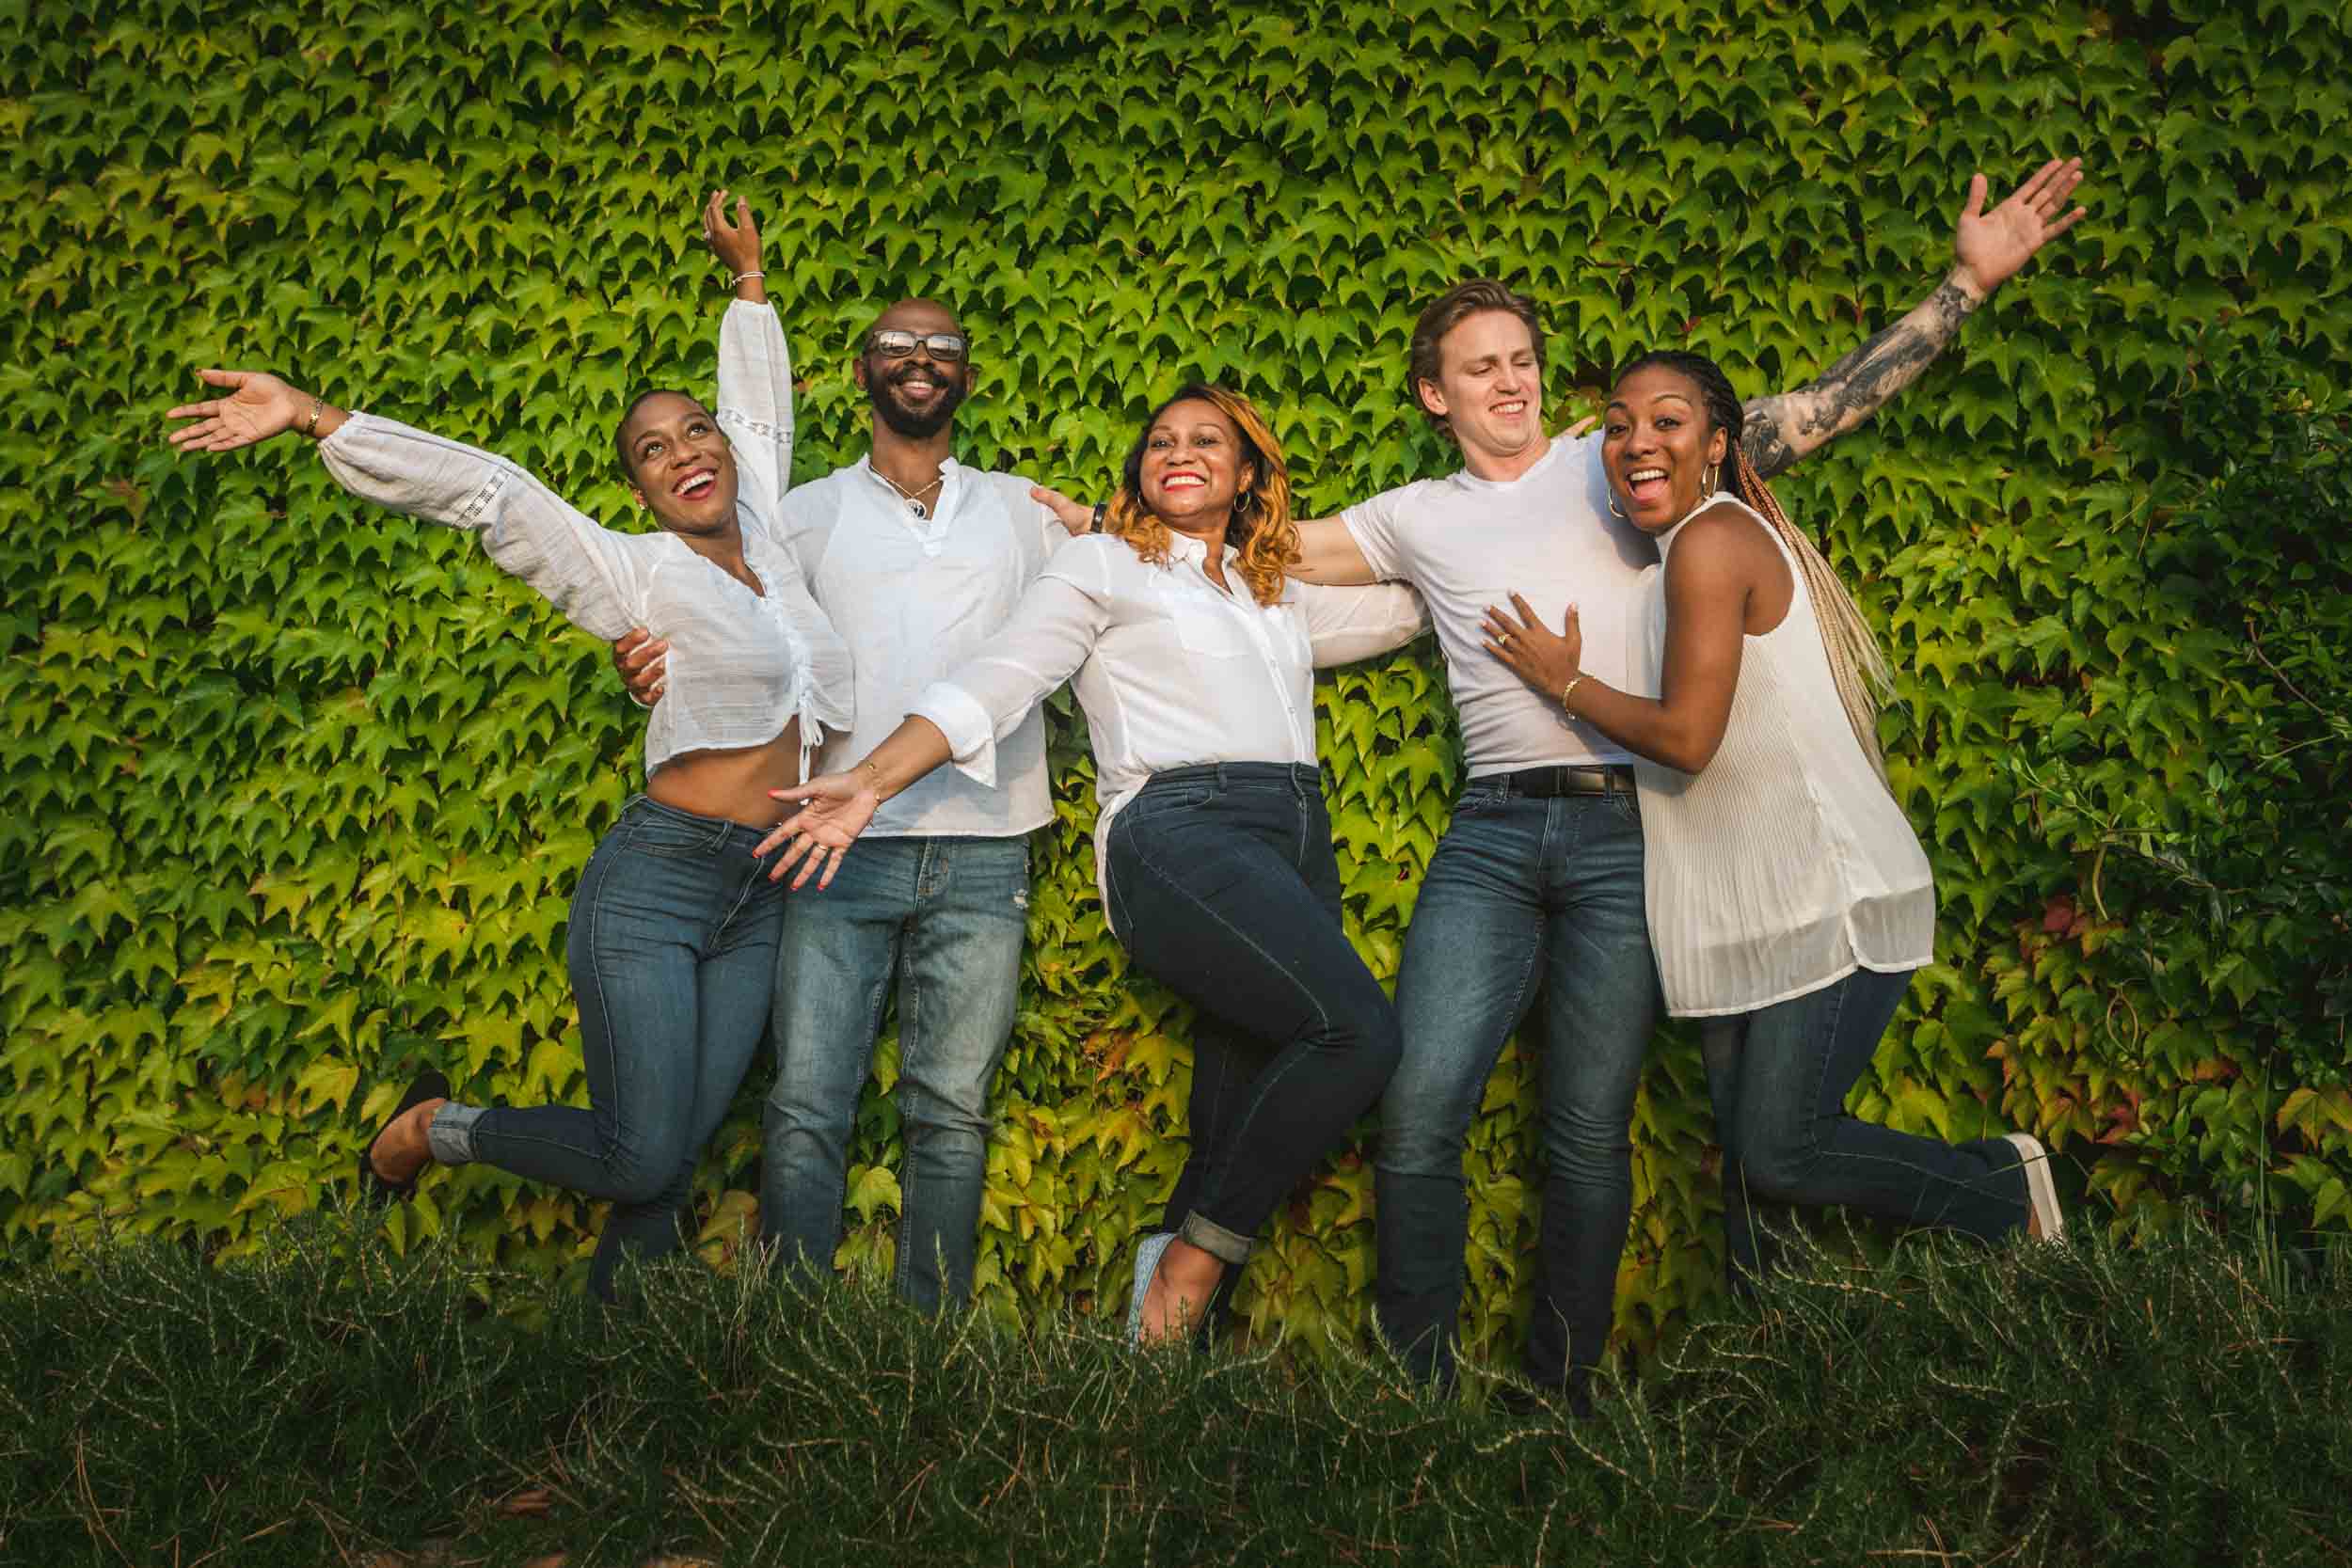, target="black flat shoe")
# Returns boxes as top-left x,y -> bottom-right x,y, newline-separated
358,1069 -> 452,1207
